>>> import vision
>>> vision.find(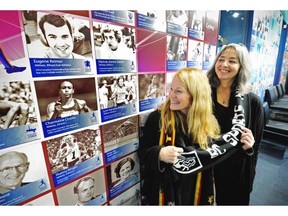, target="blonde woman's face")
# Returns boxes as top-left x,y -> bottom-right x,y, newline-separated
169,76 -> 191,115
